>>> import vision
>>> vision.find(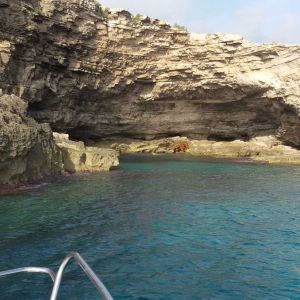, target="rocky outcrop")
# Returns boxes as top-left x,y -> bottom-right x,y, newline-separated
189,137 -> 300,164
1,0 -> 300,147
0,92 -> 62,185
105,137 -> 188,154
104,136 -> 300,165
1,0 -> 300,165
0,92 -> 118,188
54,132 -> 119,173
